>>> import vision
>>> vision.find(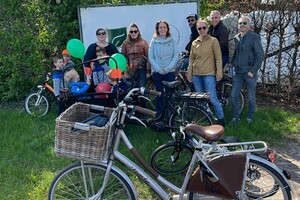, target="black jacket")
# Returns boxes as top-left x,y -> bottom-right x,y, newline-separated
208,21 -> 229,57
185,24 -> 199,53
